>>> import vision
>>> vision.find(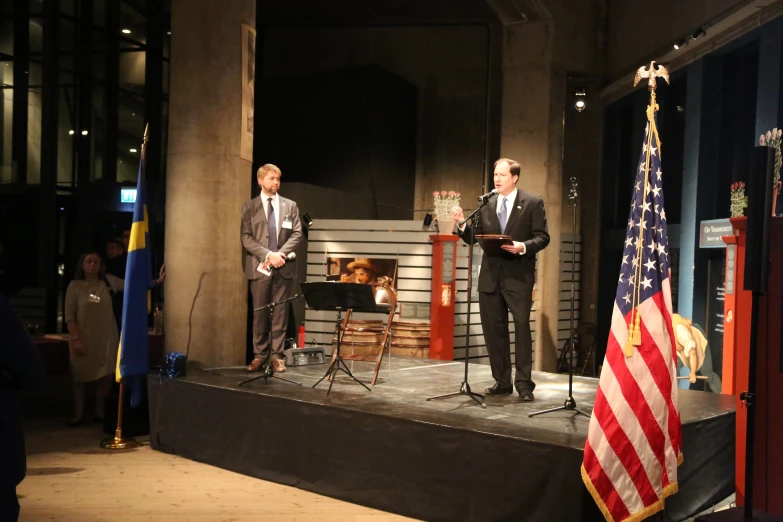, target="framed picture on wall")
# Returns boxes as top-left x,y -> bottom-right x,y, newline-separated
325,256 -> 398,290
240,23 -> 255,162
